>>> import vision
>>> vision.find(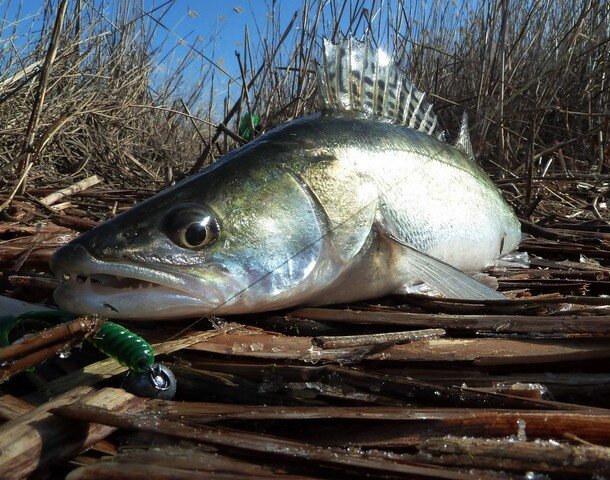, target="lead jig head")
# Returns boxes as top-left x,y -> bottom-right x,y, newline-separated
125,363 -> 177,400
